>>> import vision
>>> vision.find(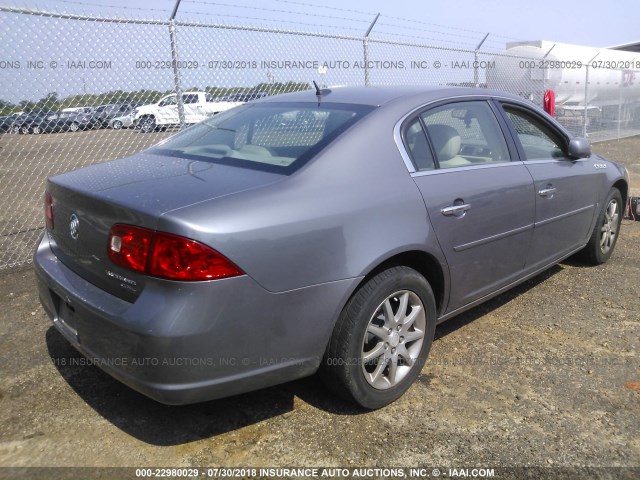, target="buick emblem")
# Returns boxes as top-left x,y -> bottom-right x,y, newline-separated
69,213 -> 80,240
